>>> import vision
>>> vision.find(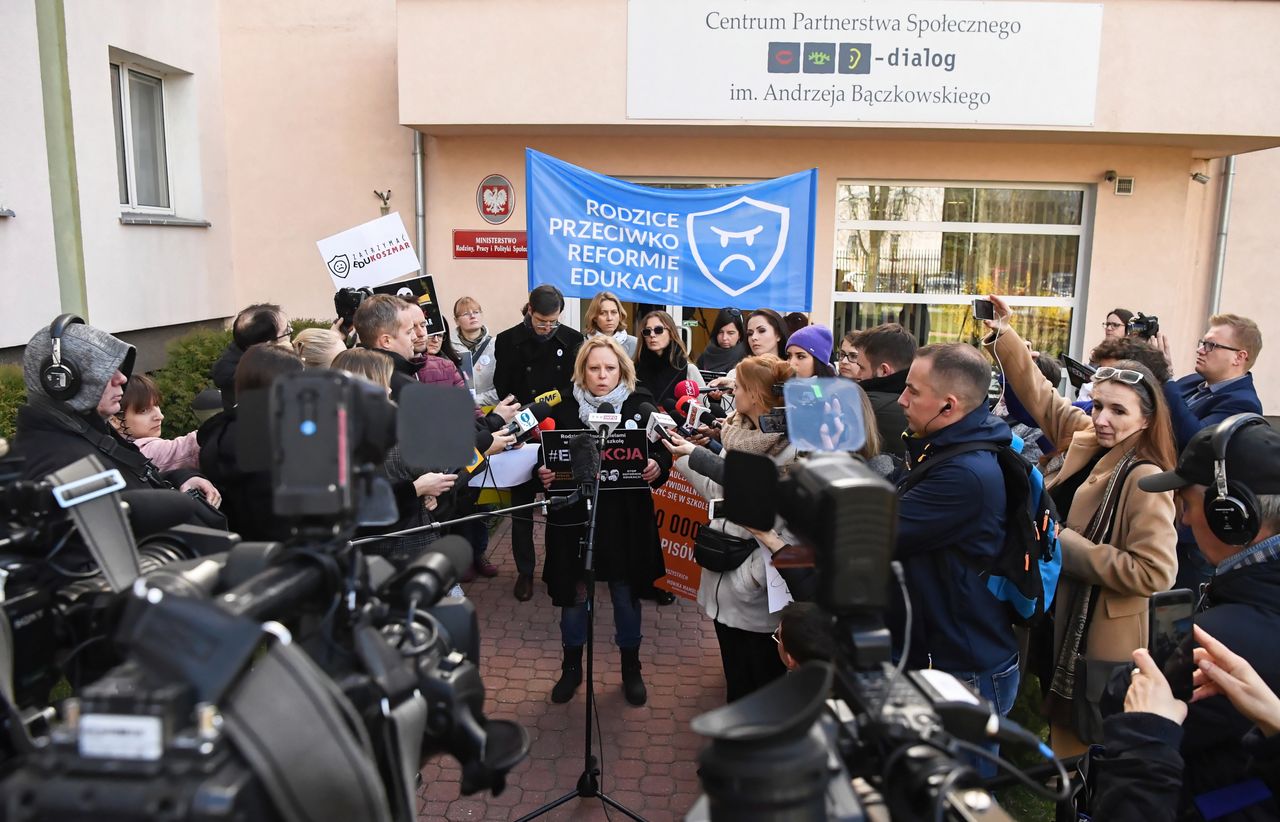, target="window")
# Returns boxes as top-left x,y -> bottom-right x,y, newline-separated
111,62 -> 171,211
832,183 -> 1090,358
